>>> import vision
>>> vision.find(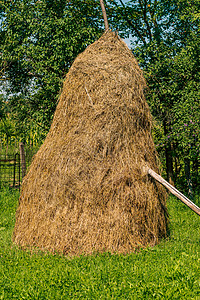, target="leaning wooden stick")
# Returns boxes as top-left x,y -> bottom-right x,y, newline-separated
142,166 -> 200,216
